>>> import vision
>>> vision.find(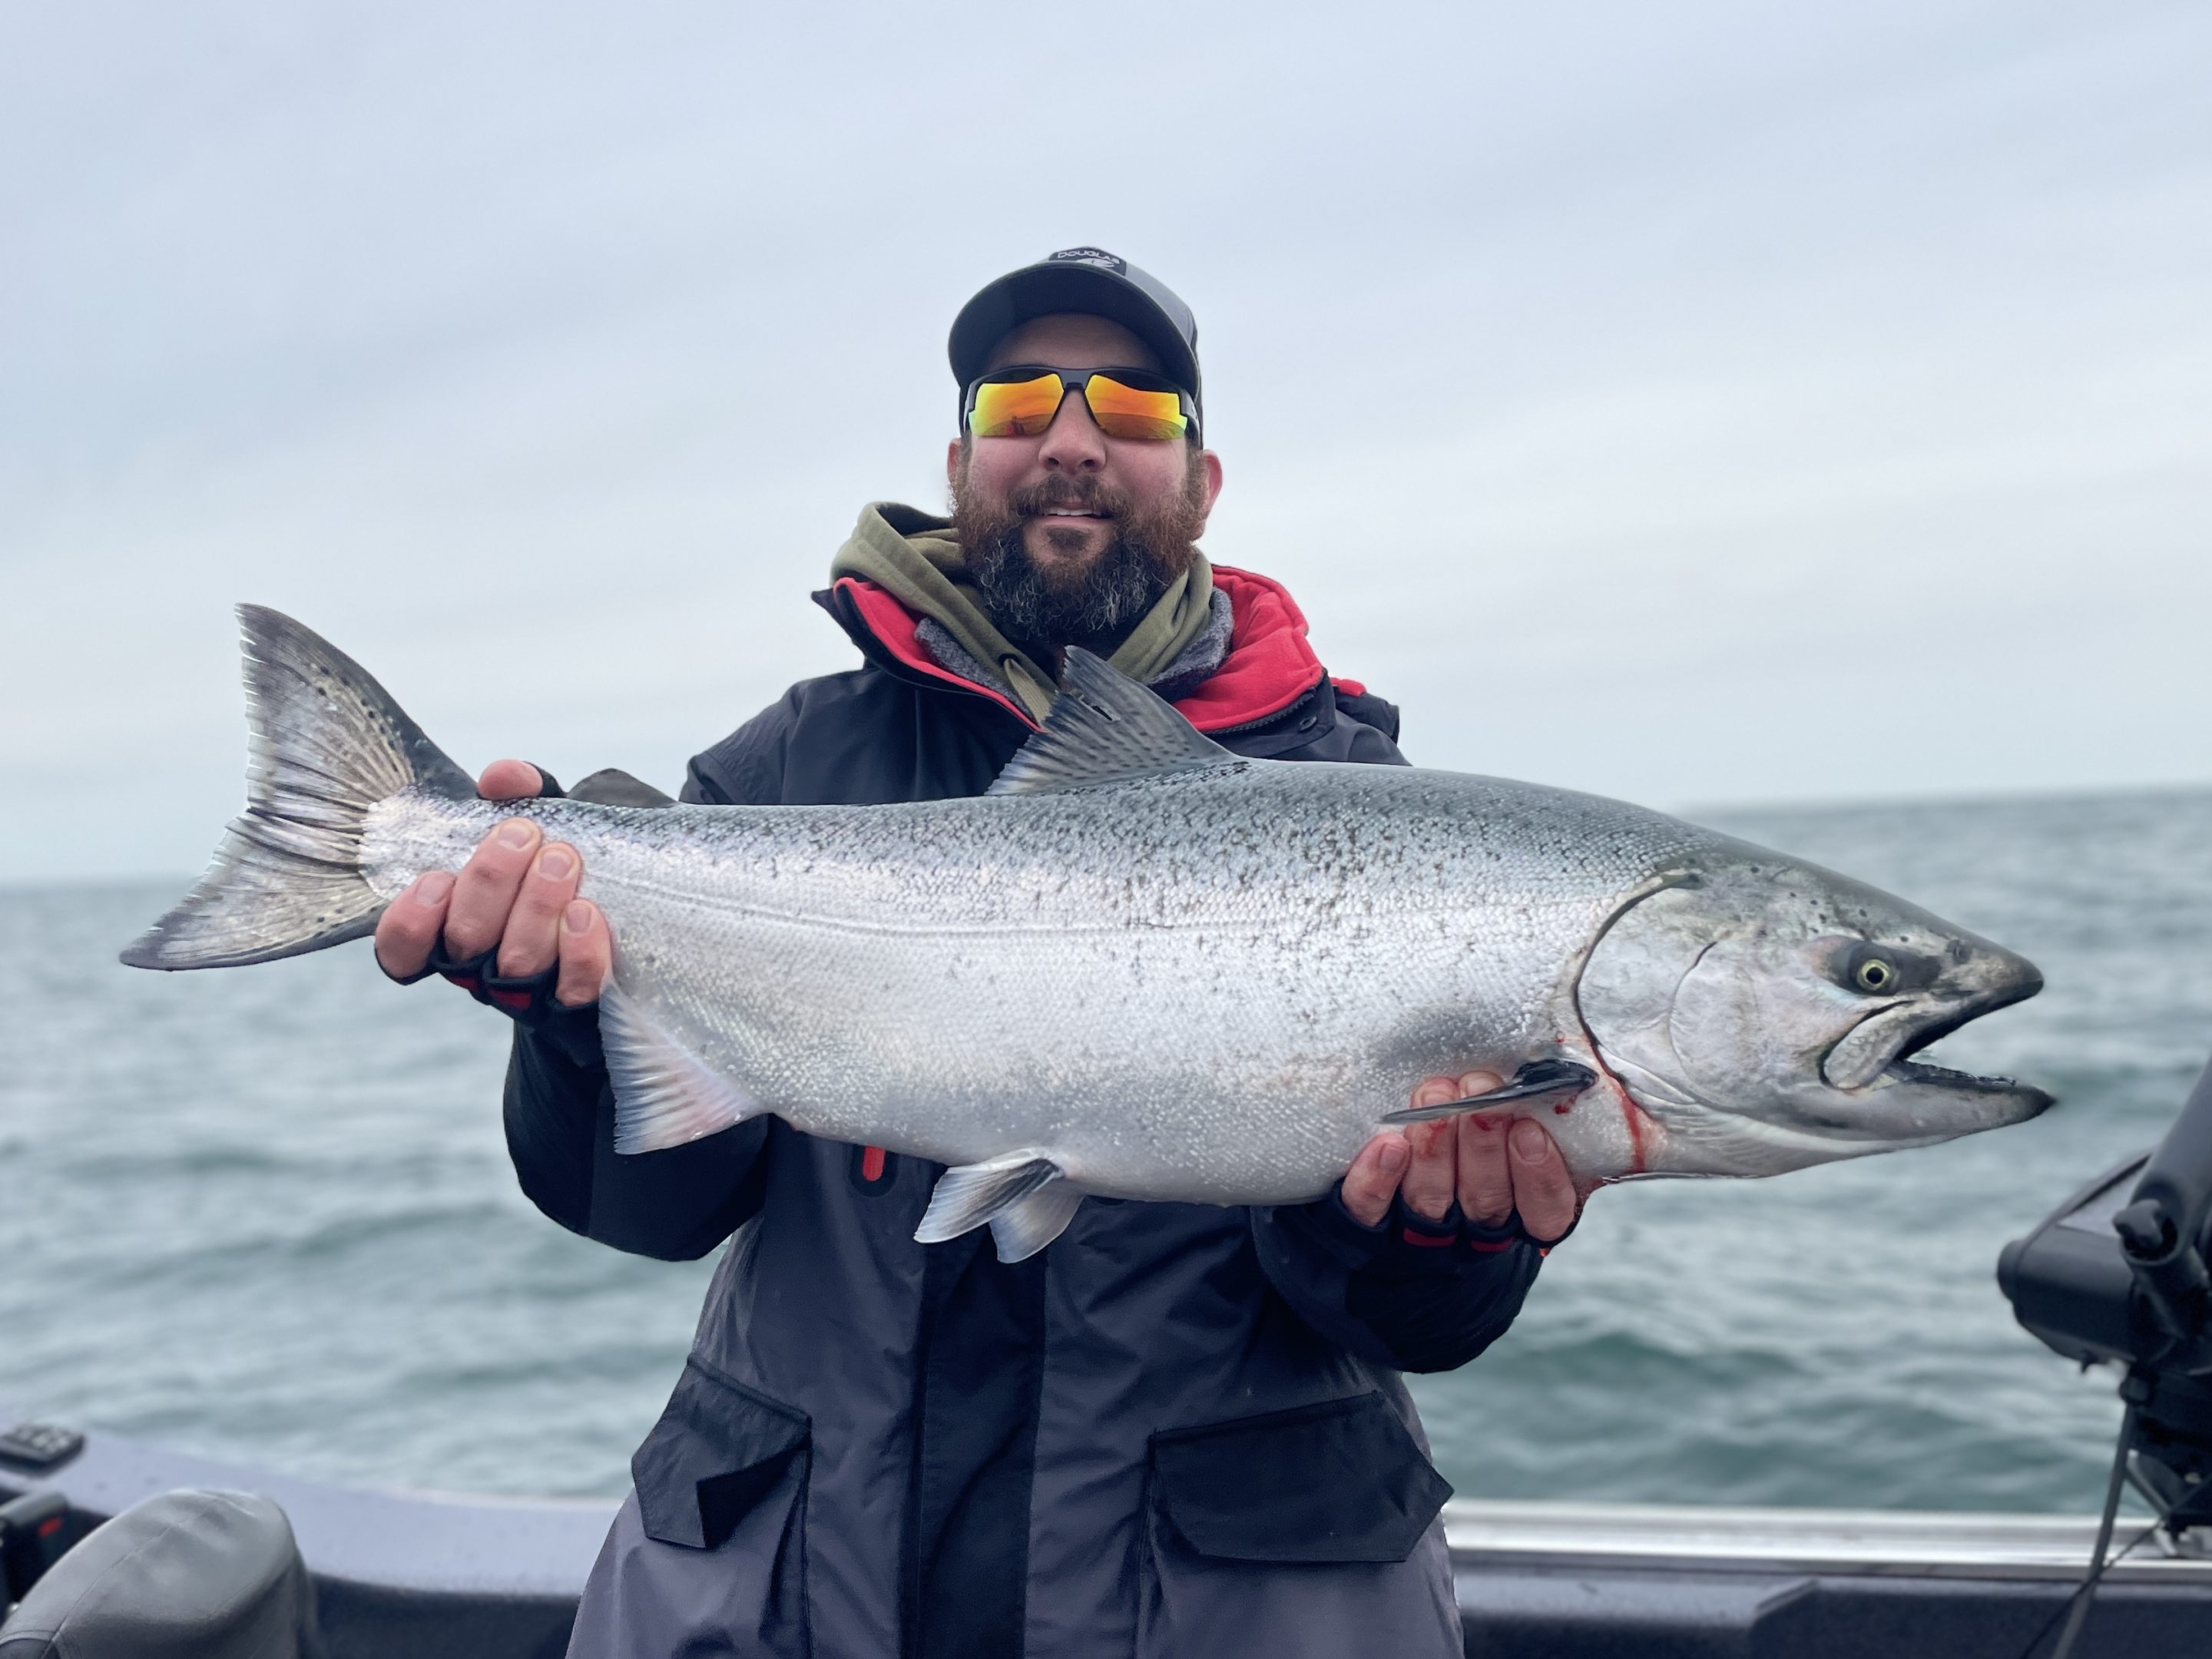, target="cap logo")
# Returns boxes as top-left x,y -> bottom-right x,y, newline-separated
1048,247 -> 1127,274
